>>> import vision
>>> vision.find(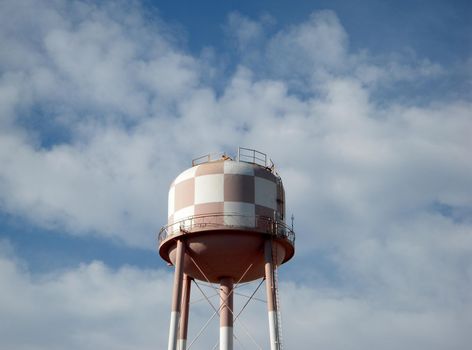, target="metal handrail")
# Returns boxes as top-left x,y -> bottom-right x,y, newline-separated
190,148 -> 277,175
158,213 -> 295,246
237,147 -> 267,167
192,152 -> 232,166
